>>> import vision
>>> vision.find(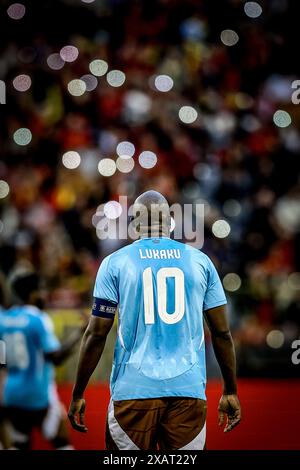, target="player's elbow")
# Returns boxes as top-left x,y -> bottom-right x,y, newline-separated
85,326 -> 109,342
210,329 -> 232,341
44,350 -> 65,366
